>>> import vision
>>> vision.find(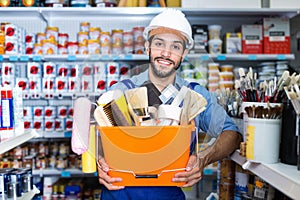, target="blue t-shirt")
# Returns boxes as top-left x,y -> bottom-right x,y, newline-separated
100,69 -> 240,200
